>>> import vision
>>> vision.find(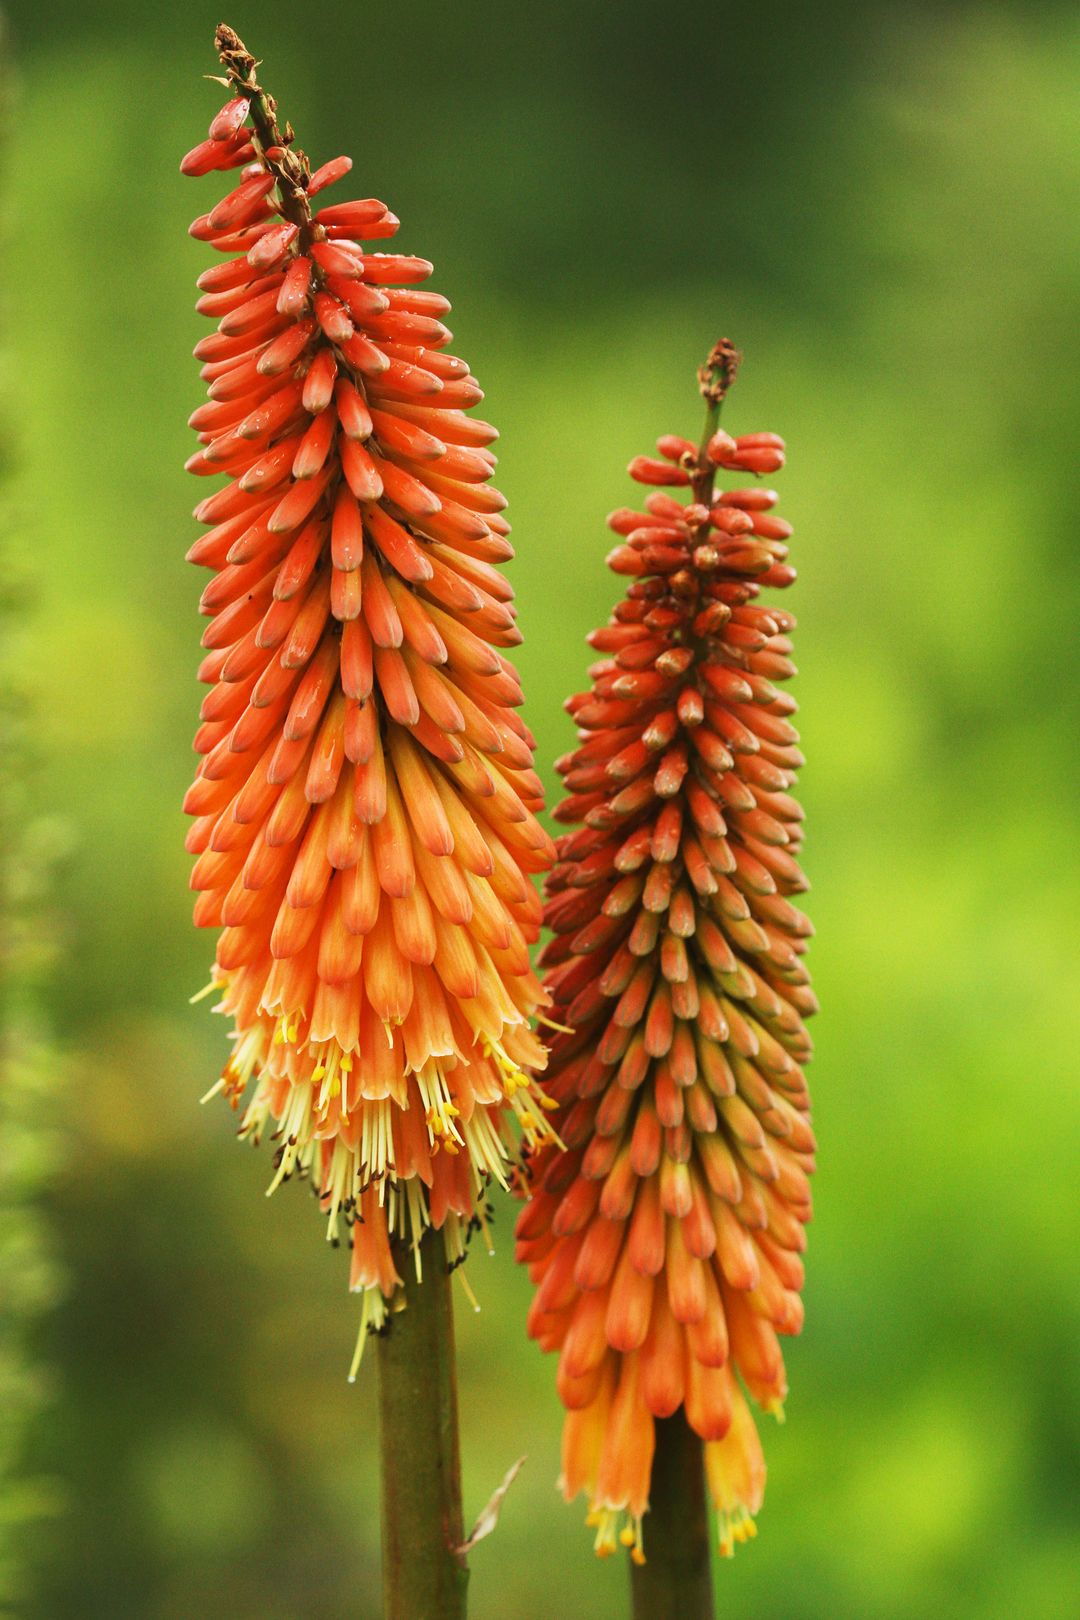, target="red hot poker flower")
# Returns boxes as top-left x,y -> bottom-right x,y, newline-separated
516,342 -> 816,1562
183,27 -> 555,1364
